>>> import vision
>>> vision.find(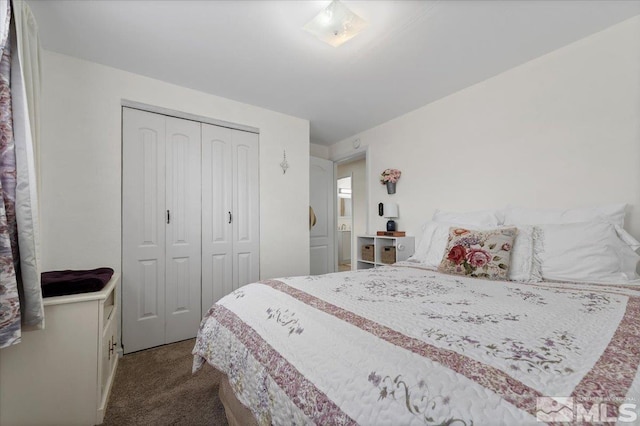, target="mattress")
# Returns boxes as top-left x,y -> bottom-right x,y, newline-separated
193,265 -> 640,425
